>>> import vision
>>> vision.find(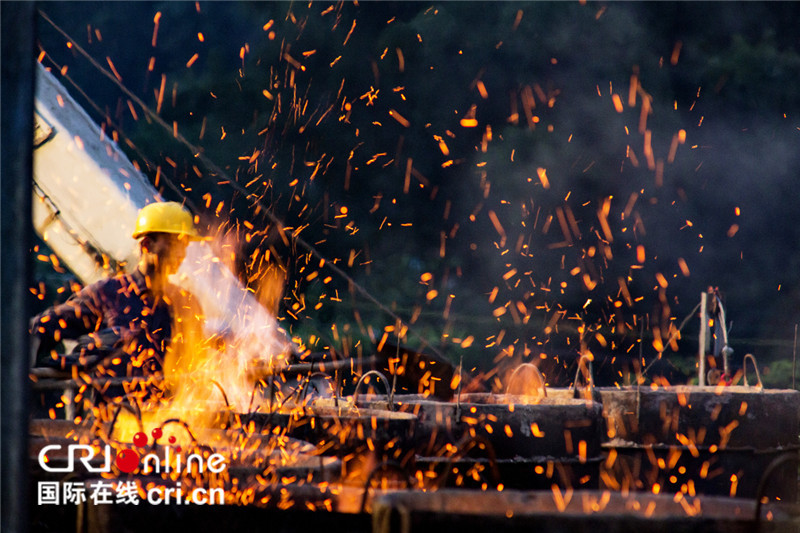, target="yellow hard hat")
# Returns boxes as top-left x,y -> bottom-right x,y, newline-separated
132,201 -> 199,239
